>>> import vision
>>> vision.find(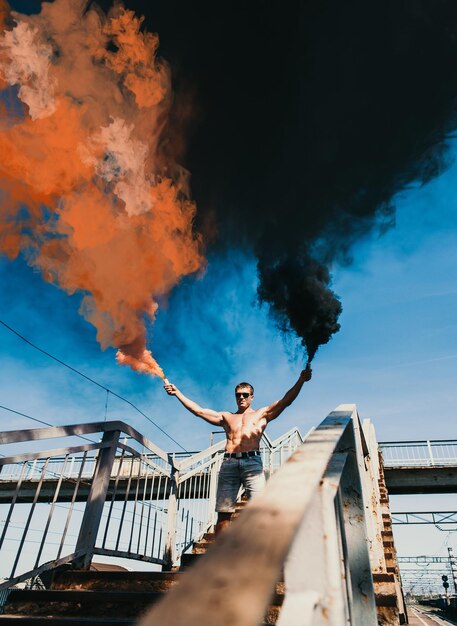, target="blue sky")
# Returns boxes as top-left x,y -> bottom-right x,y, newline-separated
2,140 -> 457,448
1,0 -> 456,450
1,130 -> 457,569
